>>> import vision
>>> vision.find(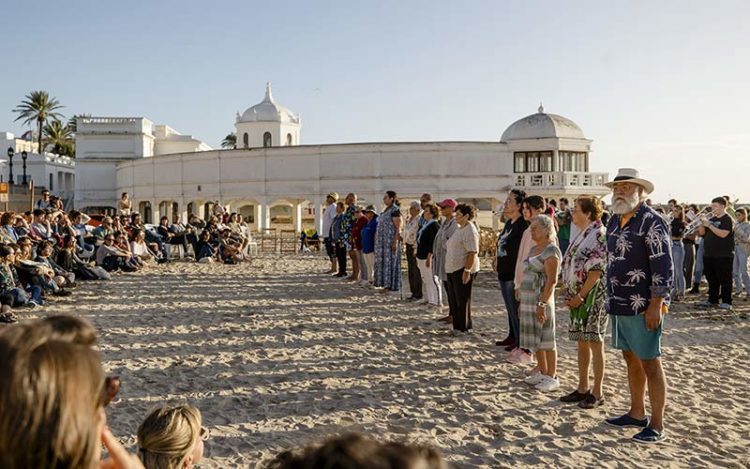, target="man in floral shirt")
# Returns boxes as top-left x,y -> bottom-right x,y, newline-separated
340,193 -> 360,281
603,168 -> 673,444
